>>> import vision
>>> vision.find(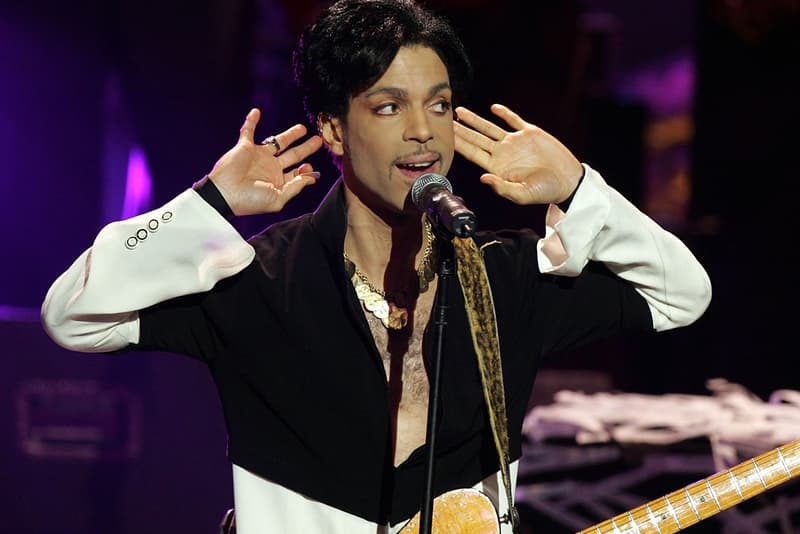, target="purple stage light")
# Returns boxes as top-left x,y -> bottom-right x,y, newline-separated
122,145 -> 153,219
